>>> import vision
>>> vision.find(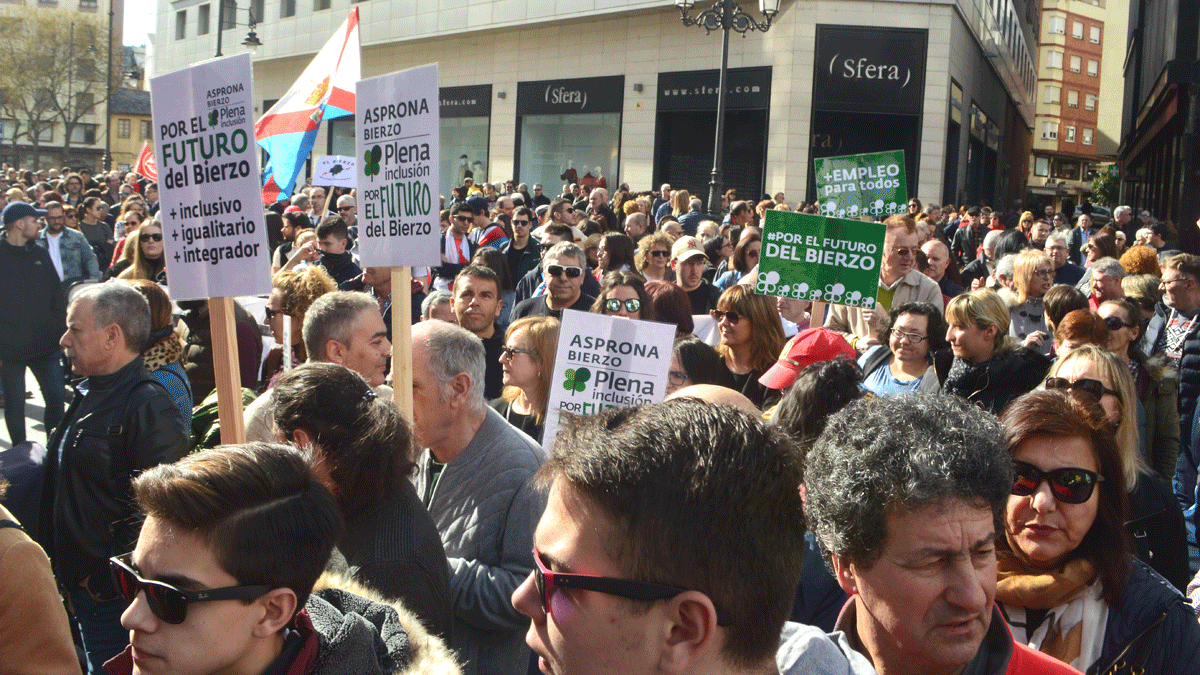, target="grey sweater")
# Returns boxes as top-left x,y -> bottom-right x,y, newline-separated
413,407 -> 546,675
